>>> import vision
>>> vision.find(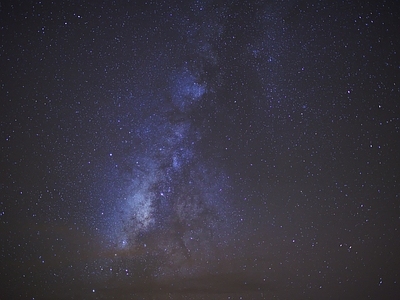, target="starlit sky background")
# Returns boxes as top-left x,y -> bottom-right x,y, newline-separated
1,1 -> 399,299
